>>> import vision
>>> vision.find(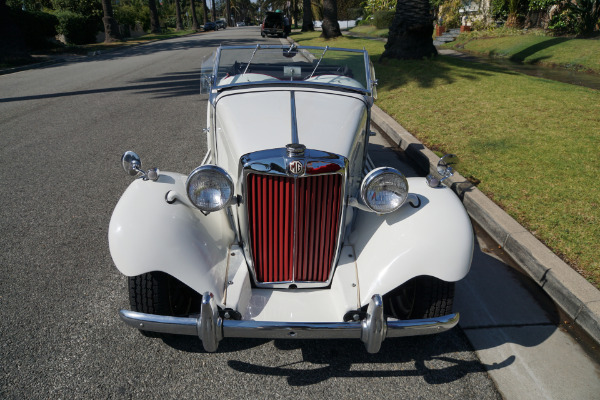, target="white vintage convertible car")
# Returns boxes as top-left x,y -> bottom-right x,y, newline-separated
109,44 -> 473,353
